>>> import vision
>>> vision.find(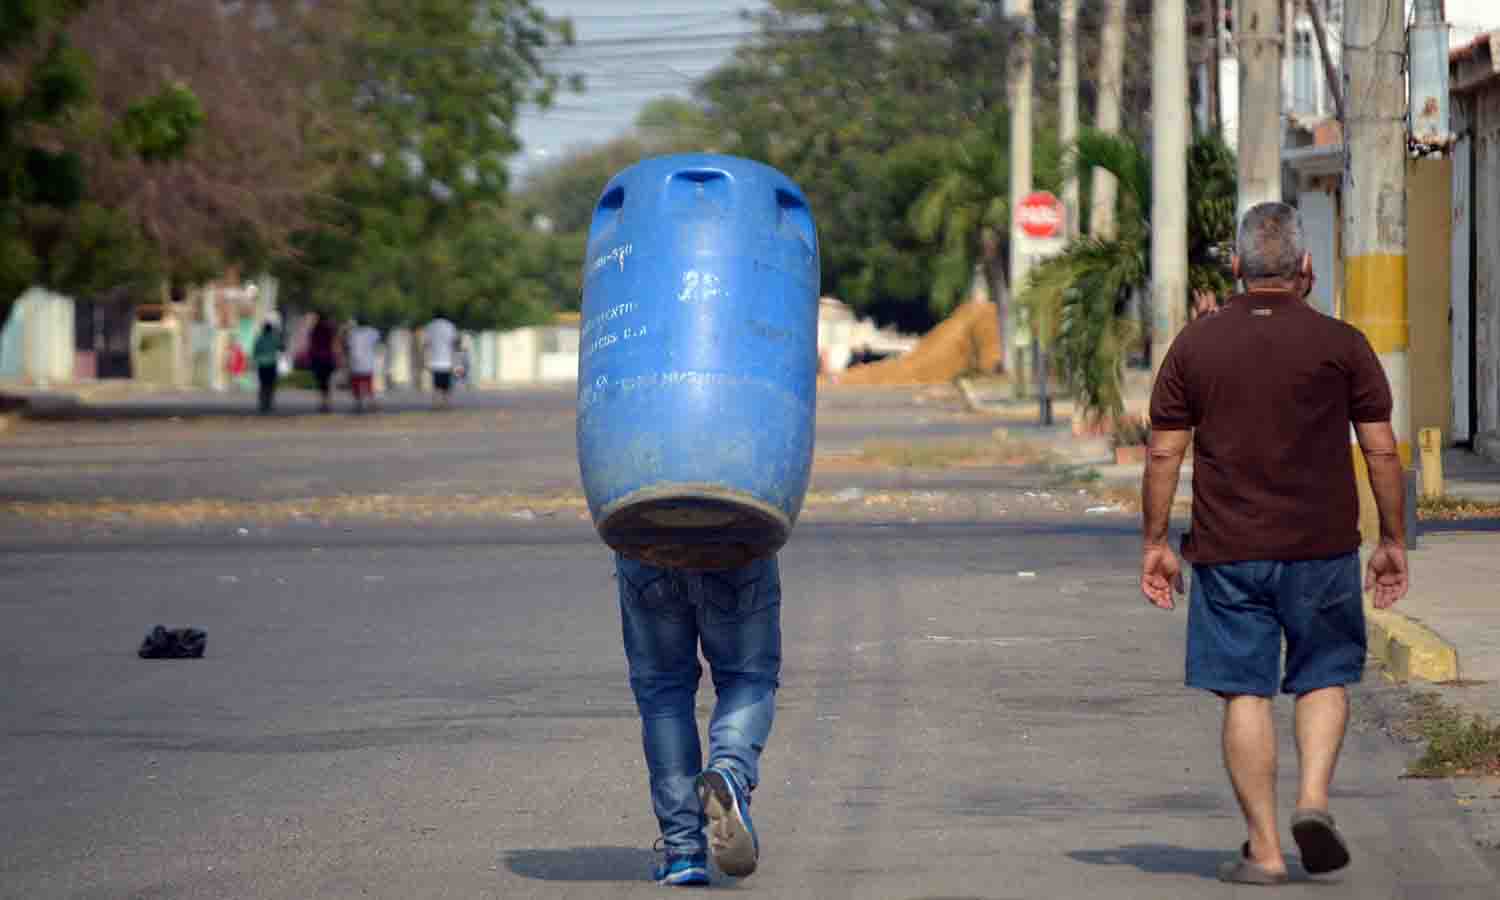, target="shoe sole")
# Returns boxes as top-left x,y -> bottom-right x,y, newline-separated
1292,815 -> 1350,875
698,770 -> 757,878
659,866 -> 709,887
